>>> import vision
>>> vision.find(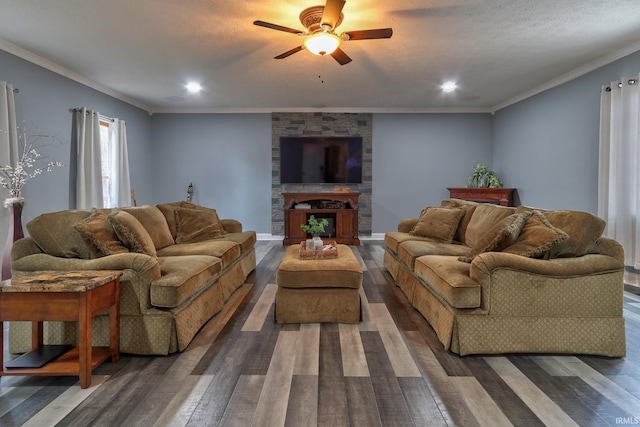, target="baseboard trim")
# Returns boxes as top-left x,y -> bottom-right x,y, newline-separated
256,233 -> 282,241
257,233 -> 384,241
361,233 -> 385,240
